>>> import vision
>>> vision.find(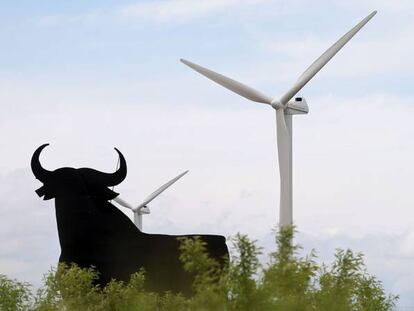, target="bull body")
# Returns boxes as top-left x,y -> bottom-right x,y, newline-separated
31,144 -> 228,294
